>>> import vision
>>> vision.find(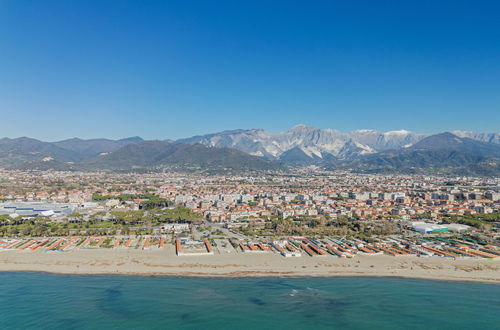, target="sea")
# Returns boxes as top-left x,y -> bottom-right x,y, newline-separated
0,273 -> 498,329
